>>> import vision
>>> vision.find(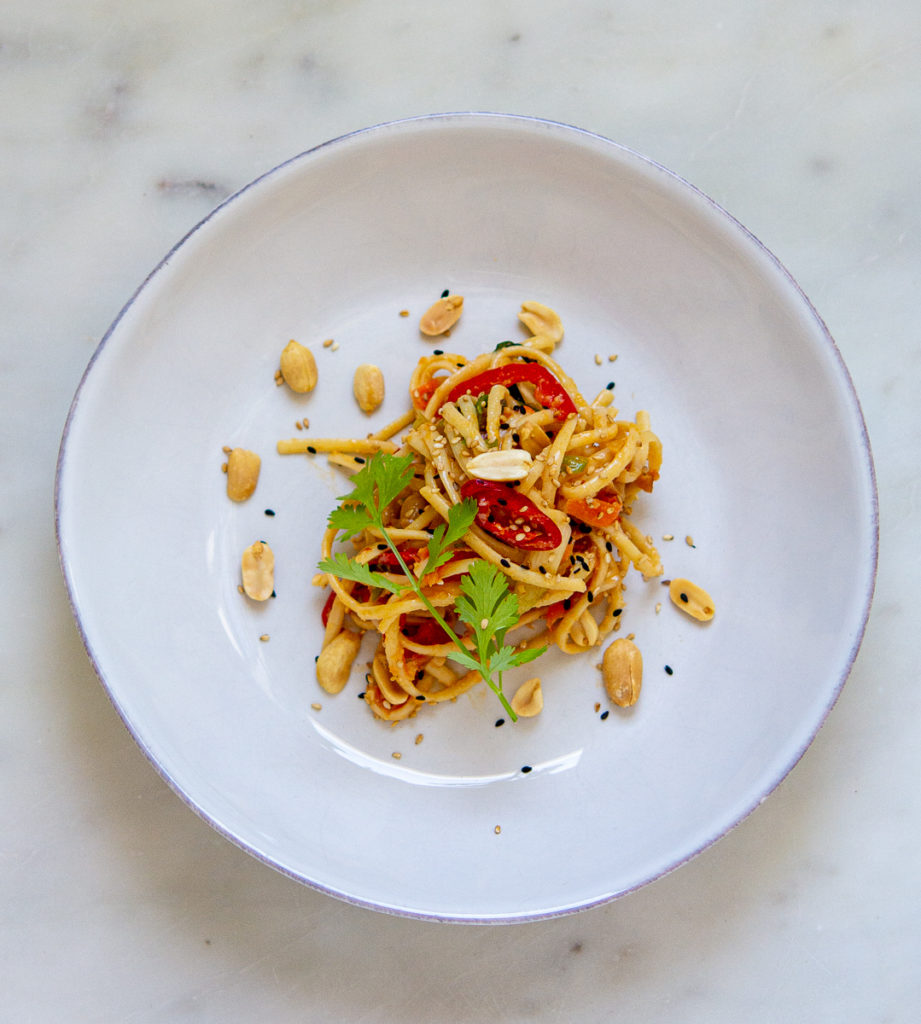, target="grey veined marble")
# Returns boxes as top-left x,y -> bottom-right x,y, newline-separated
2,1 -> 918,1021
